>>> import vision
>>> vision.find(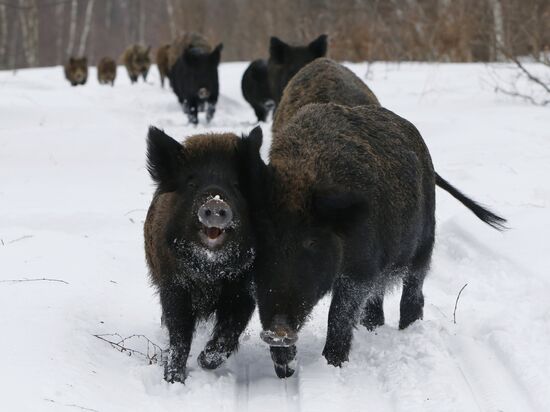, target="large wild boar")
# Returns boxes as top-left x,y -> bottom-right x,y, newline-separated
241,59 -> 274,122
267,34 -> 328,106
272,58 -> 380,132
156,44 -> 171,88
168,32 -> 222,125
245,104 -> 506,378
121,44 -> 151,83
144,127 -> 260,383
64,57 -> 88,86
97,57 -> 117,86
